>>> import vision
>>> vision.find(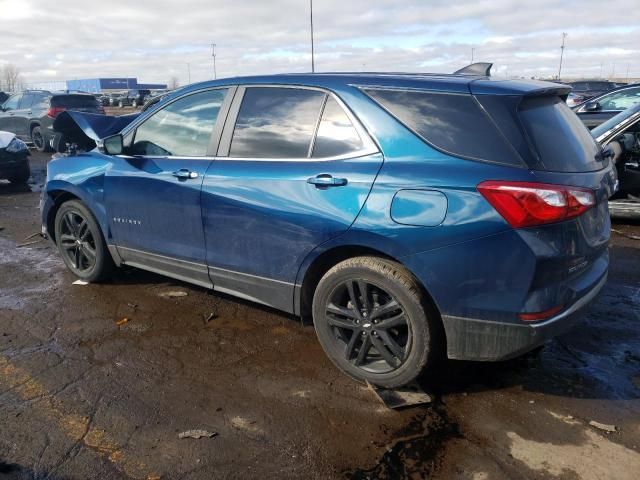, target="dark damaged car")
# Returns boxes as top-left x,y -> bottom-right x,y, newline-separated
42,74 -> 614,388
0,131 -> 30,184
